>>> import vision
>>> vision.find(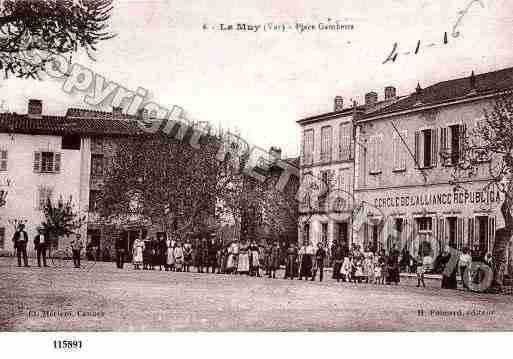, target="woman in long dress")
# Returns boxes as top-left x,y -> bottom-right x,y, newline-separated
166,237 -> 175,271
226,240 -> 239,274
238,241 -> 250,275
174,242 -> 184,272
249,241 -> 260,277
183,240 -> 193,272
132,238 -> 145,270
